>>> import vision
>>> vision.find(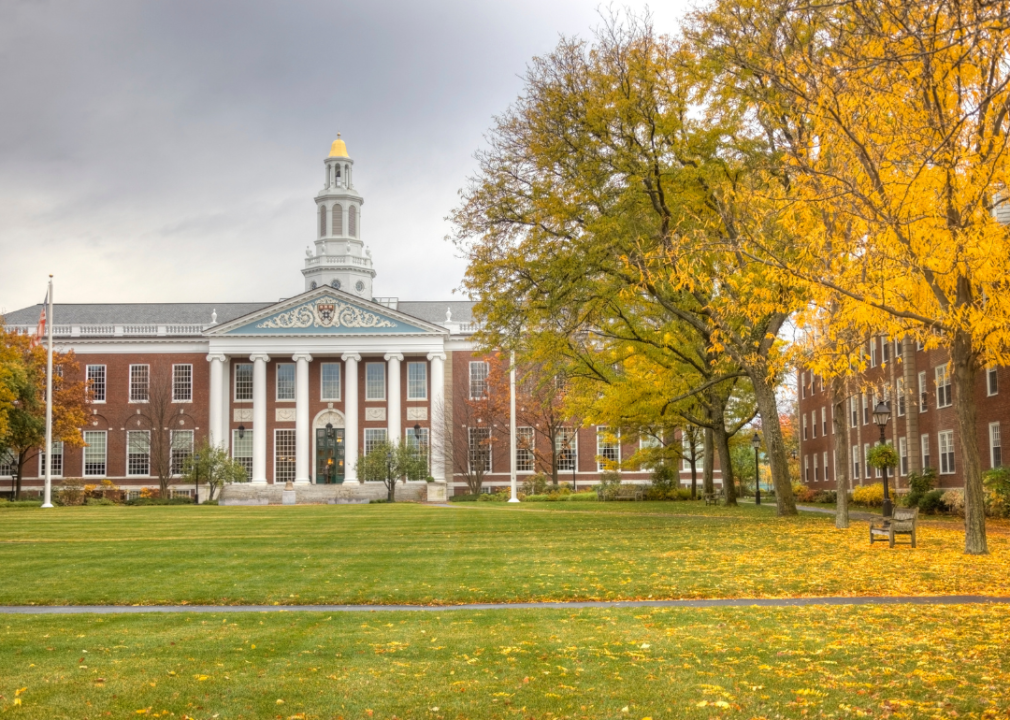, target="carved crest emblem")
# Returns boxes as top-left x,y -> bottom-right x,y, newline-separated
316,303 -> 336,324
